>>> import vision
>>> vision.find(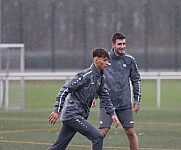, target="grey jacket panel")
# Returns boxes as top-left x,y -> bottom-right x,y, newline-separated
53,64 -> 115,121
100,49 -> 141,110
